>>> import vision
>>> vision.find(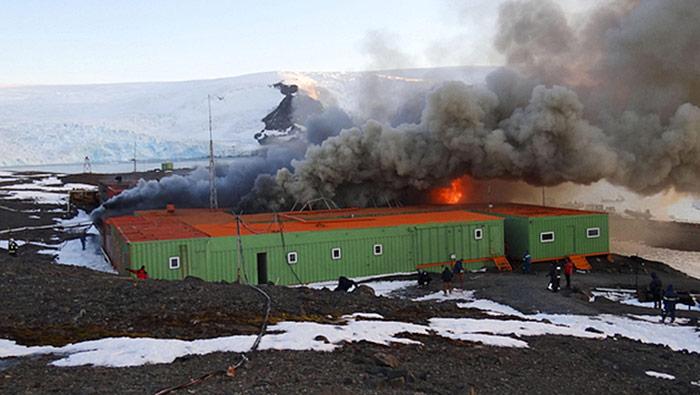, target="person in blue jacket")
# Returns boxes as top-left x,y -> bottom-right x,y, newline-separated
661,284 -> 679,323
522,251 -> 532,274
453,259 -> 465,288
